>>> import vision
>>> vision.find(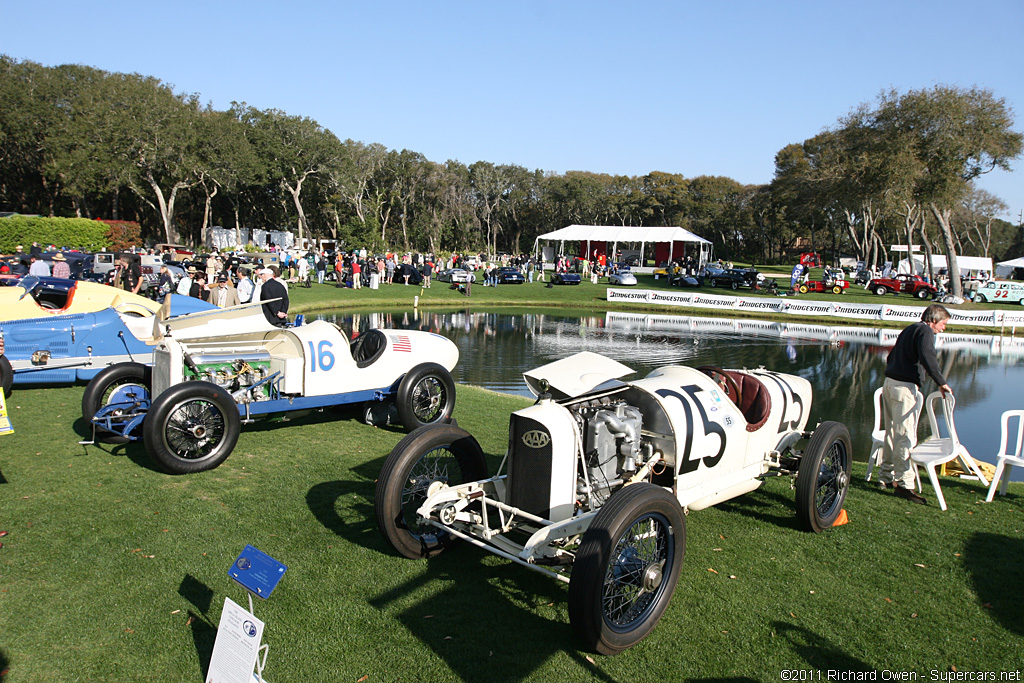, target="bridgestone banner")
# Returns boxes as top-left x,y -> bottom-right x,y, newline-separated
606,288 -> 1024,329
